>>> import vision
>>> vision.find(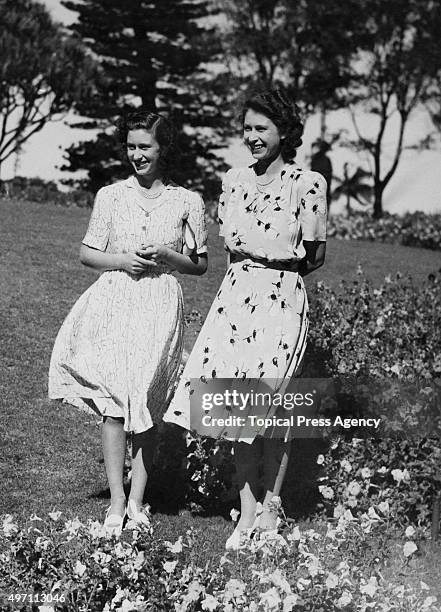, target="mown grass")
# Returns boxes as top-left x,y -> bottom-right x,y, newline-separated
1,197 -> 440,594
